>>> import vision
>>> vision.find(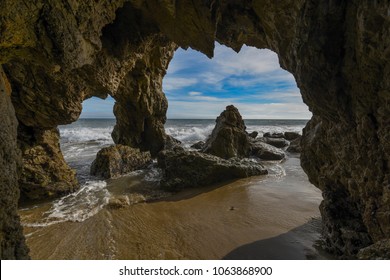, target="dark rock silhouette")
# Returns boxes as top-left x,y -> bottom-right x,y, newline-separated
158,149 -> 267,191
